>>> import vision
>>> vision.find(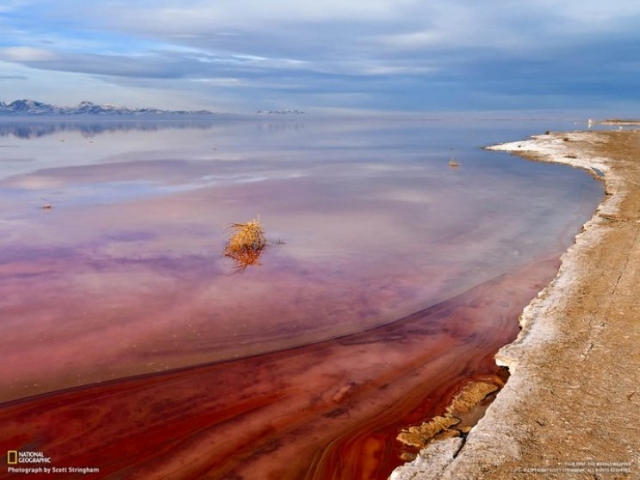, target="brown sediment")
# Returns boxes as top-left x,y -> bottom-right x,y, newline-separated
398,416 -> 461,448
0,255 -> 561,480
445,381 -> 499,417
393,130 -> 640,479
397,381 -> 499,451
